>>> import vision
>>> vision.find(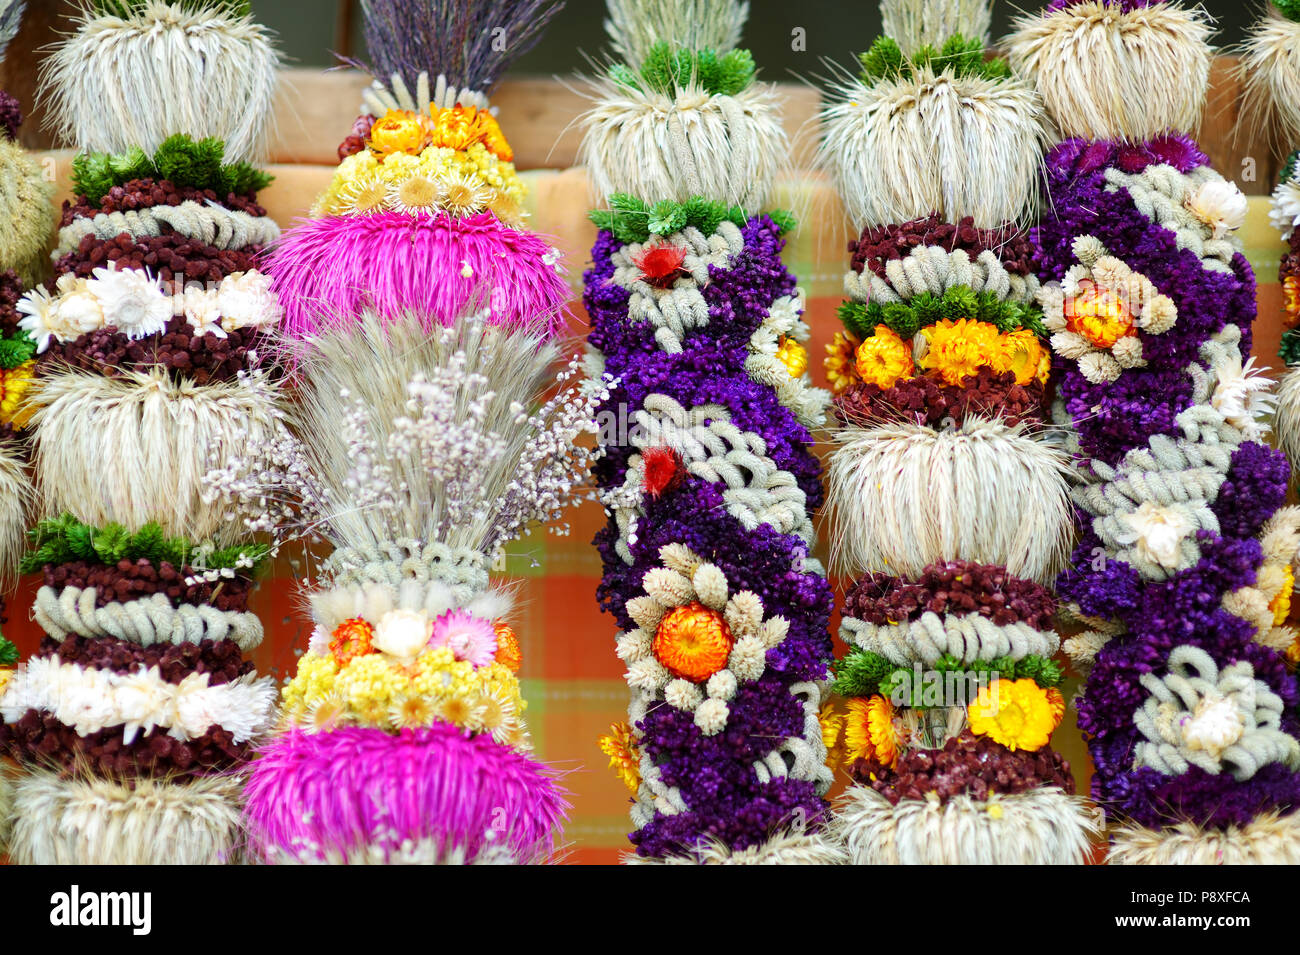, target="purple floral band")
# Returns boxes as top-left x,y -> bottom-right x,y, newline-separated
586,213 -> 833,857
1039,133 -> 1300,831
